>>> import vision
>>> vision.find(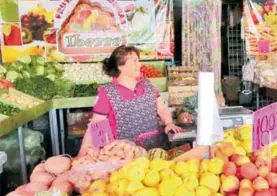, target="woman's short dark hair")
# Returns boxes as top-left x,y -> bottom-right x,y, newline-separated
102,45 -> 140,77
